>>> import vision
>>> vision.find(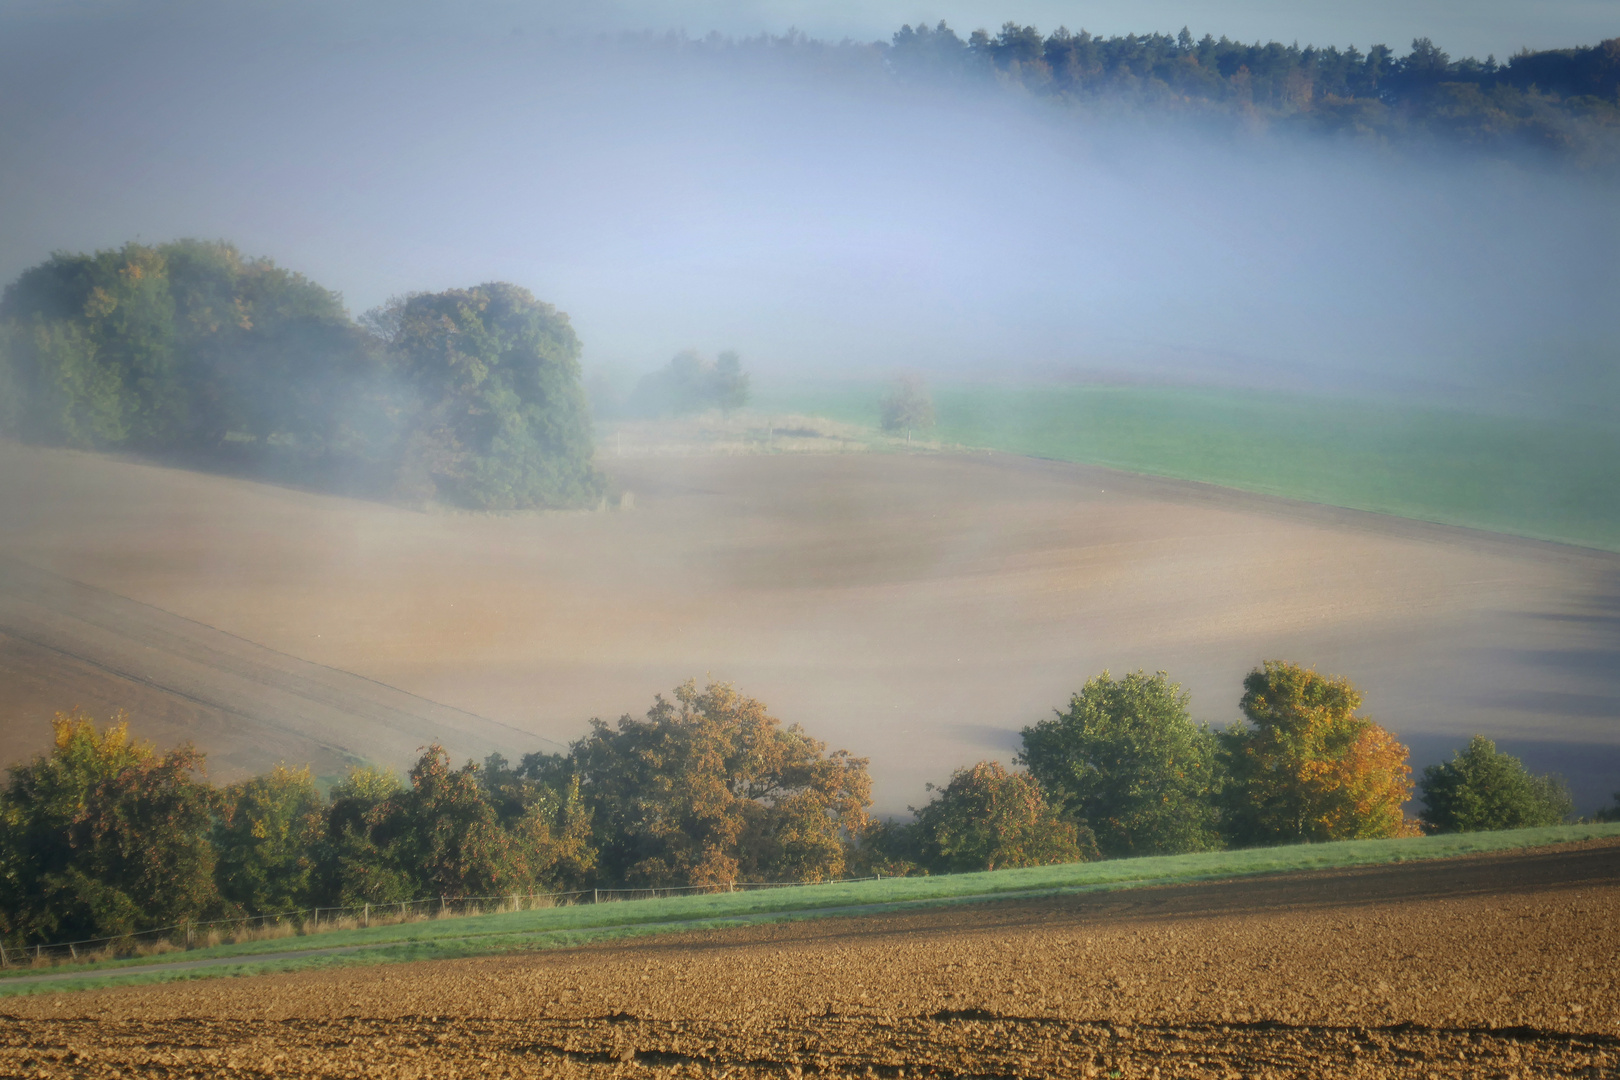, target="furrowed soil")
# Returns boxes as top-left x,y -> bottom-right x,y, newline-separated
3,438 -> 1618,810
4,840 -> 1617,1078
